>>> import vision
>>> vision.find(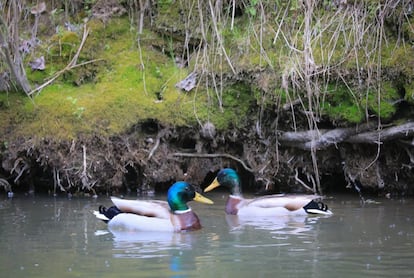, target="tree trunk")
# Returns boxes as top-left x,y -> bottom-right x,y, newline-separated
0,1 -> 31,95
